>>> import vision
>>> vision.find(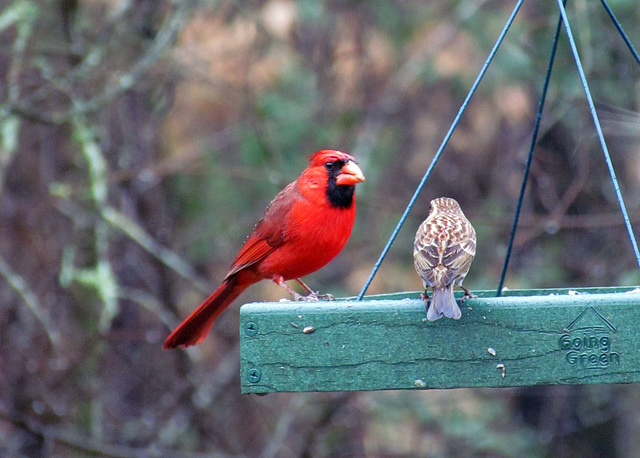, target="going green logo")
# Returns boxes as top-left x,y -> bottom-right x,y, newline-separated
559,308 -> 619,369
